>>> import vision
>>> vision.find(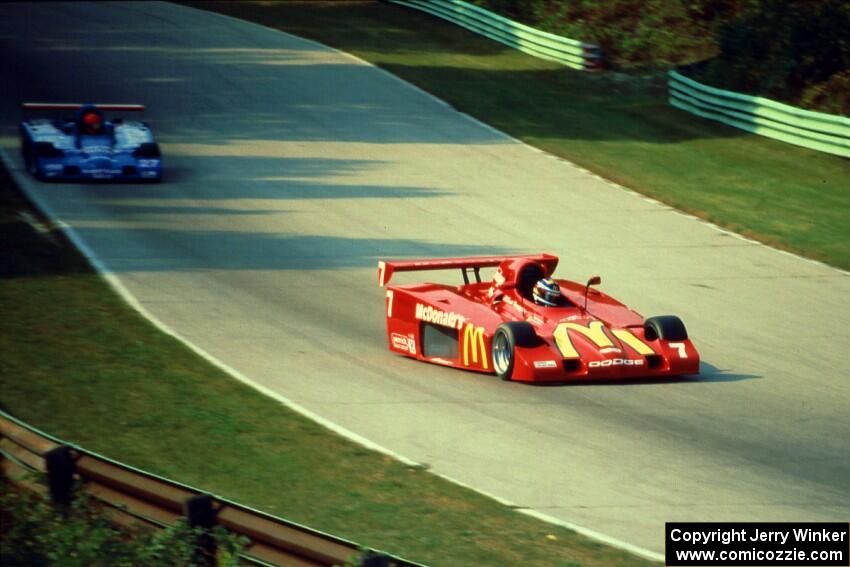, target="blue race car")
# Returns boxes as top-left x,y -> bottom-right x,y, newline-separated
20,103 -> 162,182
